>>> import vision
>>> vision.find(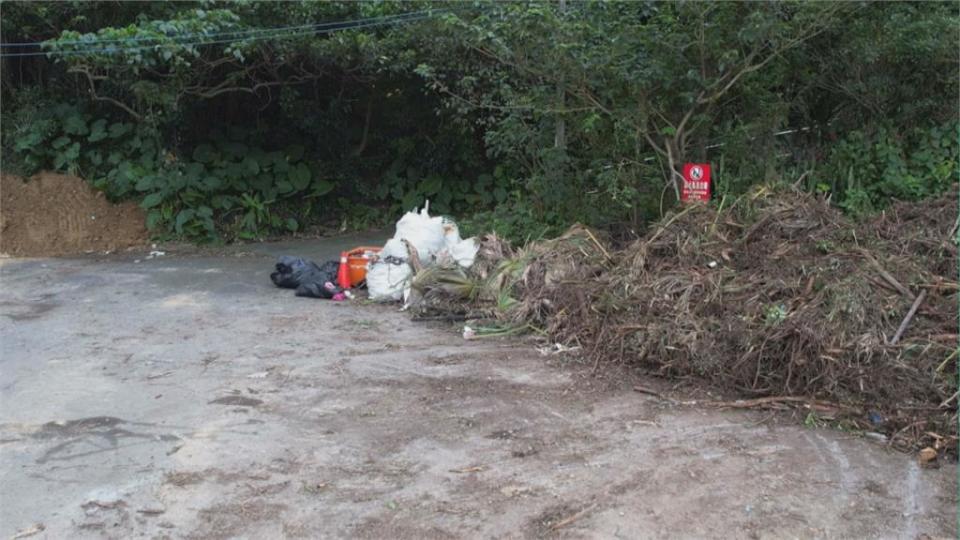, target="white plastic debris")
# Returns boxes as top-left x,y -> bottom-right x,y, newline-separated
394,201 -> 446,258
462,326 -> 476,340
367,201 -> 479,302
537,343 -> 582,356
367,261 -> 412,302
440,220 -> 479,268
448,237 -> 479,268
